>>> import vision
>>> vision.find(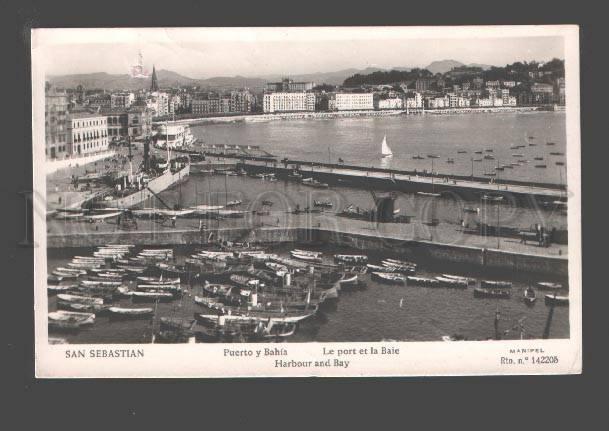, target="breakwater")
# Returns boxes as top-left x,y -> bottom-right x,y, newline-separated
237,161 -> 565,205
46,226 -> 567,276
